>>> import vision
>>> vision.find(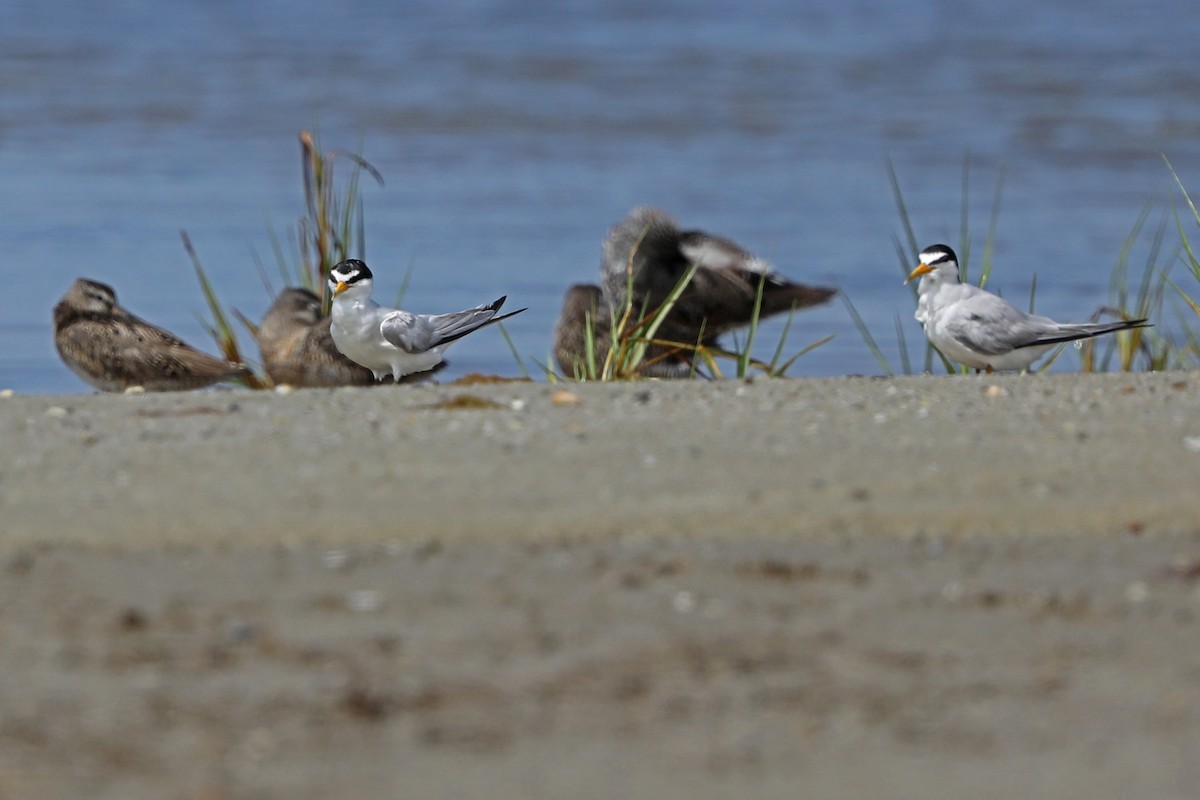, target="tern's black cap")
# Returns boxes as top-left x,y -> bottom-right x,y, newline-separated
331,259 -> 373,283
